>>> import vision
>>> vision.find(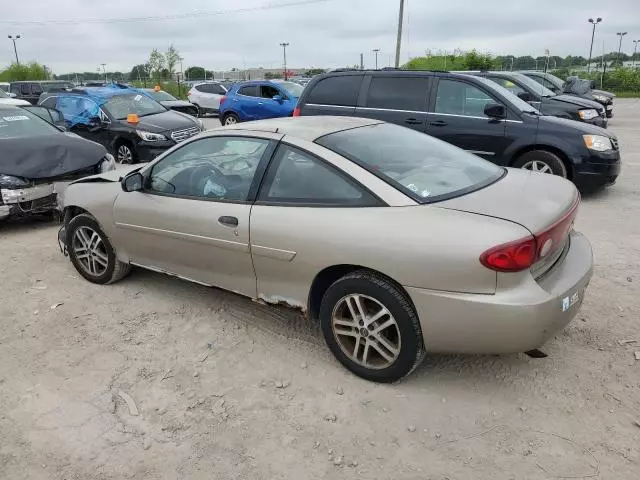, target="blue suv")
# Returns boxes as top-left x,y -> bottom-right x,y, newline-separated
219,80 -> 304,125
